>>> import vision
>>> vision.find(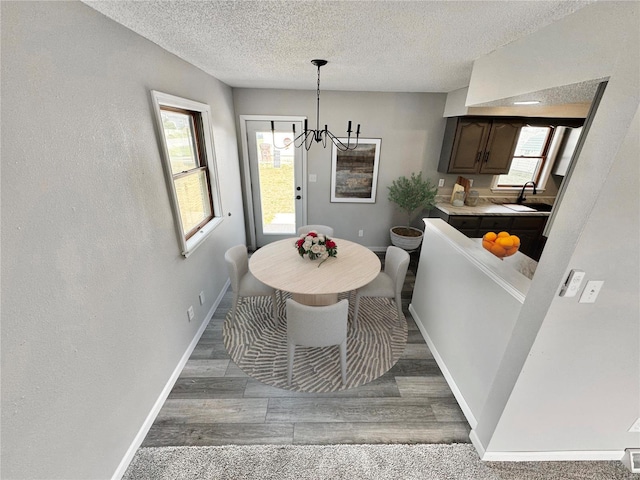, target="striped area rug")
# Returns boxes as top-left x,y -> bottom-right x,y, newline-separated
223,293 -> 407,392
